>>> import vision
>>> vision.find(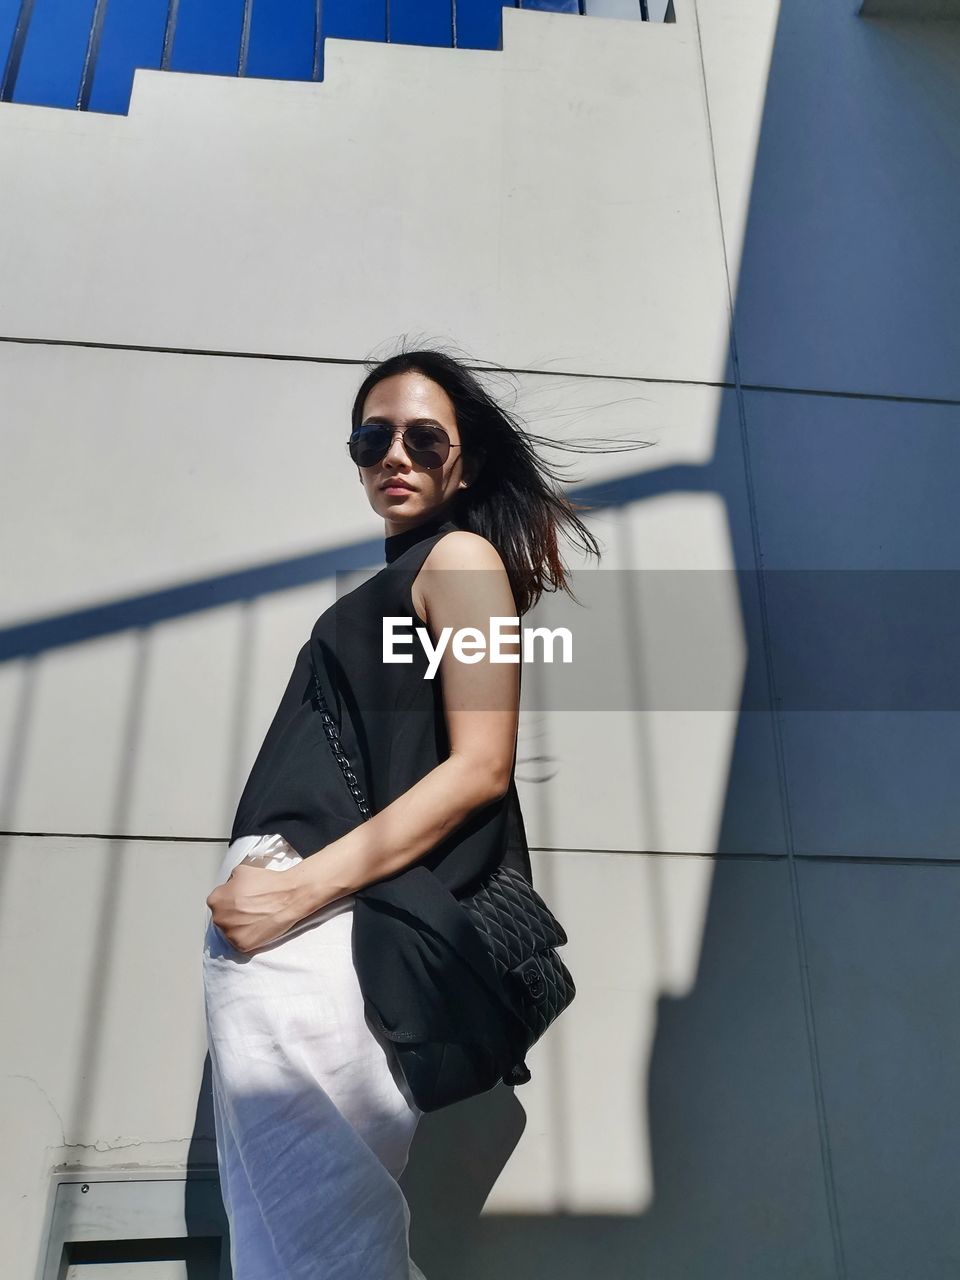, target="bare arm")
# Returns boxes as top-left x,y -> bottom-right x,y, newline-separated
287,531 -> 521,918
